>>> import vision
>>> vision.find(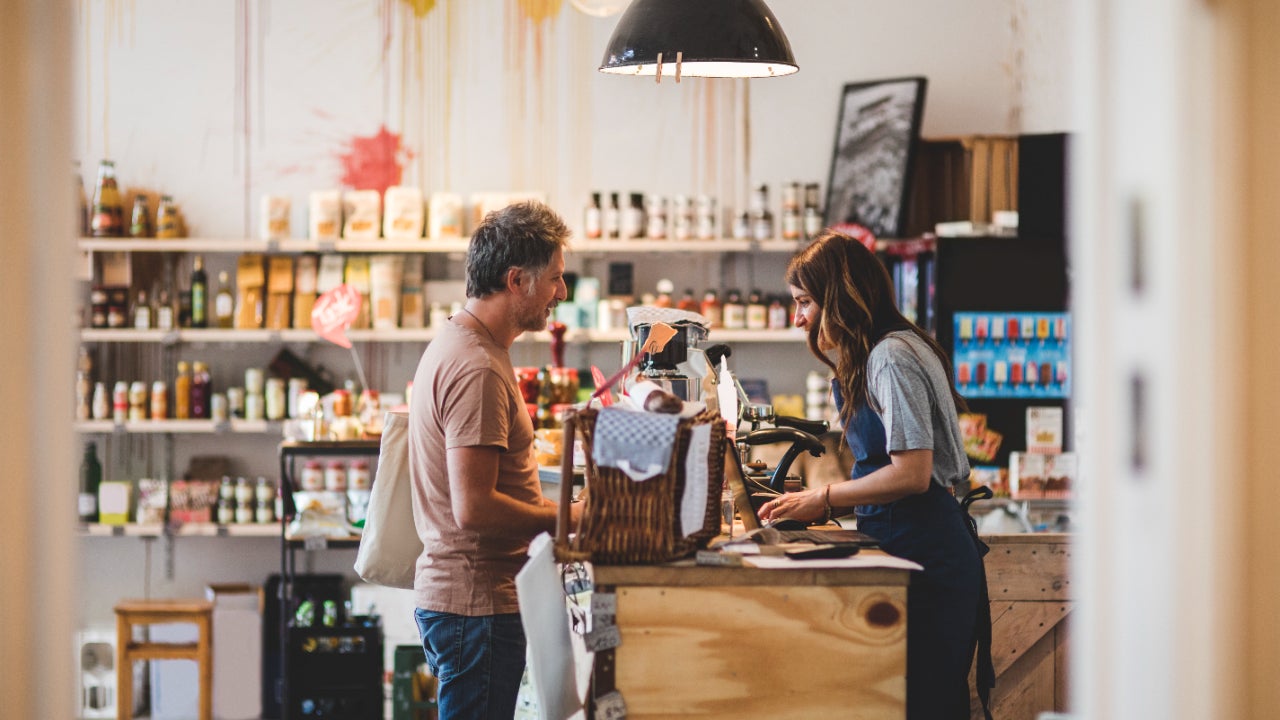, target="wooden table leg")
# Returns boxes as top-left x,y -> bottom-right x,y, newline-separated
198,612 -> 212,720
116,614 -> 131,720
